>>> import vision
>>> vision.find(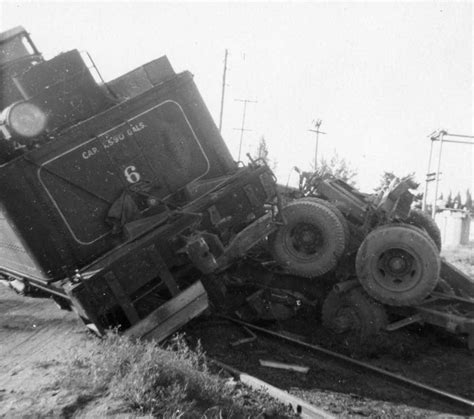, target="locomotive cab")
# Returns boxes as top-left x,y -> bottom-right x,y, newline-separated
0,26 -> 116,163
0,26 -> 45,159
0,26 -> 43,107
